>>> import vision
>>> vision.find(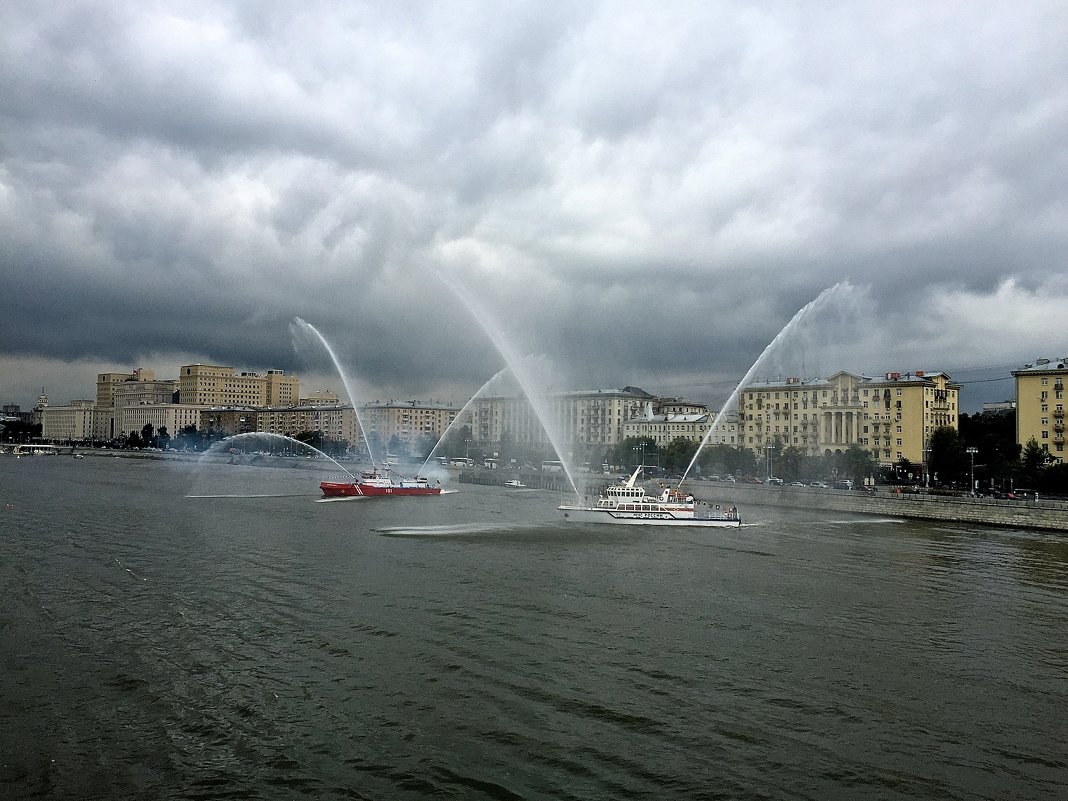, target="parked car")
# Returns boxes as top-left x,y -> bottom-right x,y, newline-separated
766,477 -> 784,485
809,481 -> 829,488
